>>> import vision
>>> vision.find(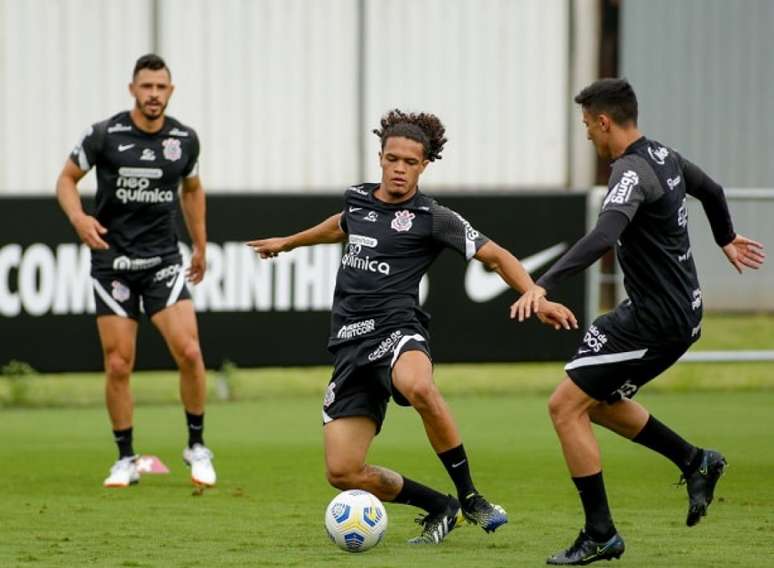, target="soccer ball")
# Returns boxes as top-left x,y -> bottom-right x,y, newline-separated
324,489 -> 388,552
